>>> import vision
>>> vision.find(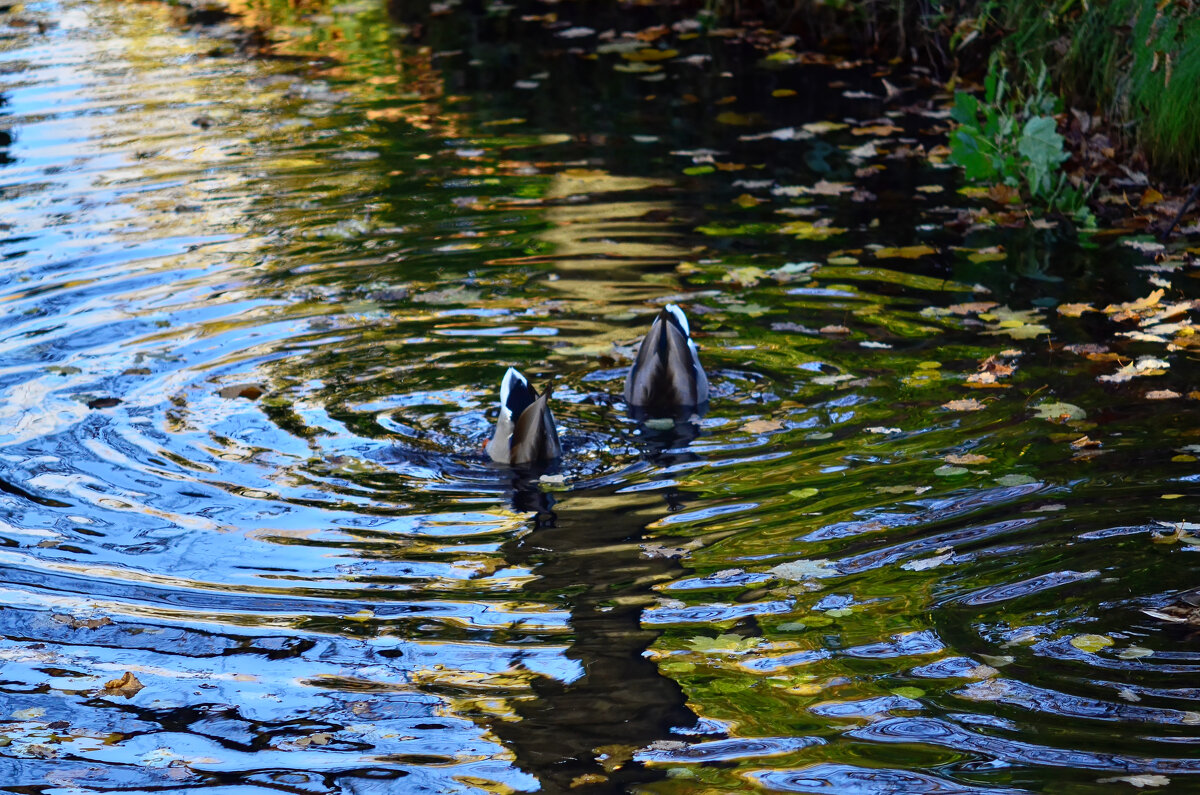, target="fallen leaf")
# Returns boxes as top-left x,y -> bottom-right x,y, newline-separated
942,398 -> 985,411
1069,634 -> 1113,653
687,633 -> 760,653
819,325 -> 850,335
52,614 -> 113,630
1033,402 -> 1086,422
742,419 -> 783,433
103,672 -> 145,698
945,453 -> 991,465
1057,303 -> 1096,317
802,120 -> 850,134
852,123 -> 902,136
874,245 -> 936,259
1146,390 -> 1181,399
770,559 -> 839,580
217,384 -> 264,400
